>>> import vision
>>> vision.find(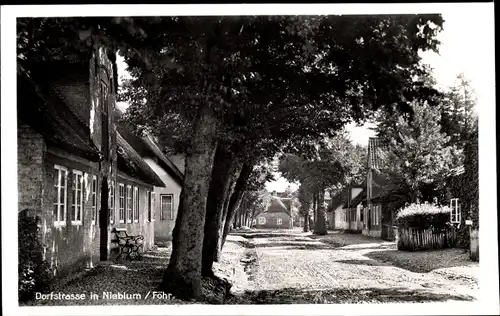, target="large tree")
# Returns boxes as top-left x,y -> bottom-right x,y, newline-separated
279,132 -> 367,234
